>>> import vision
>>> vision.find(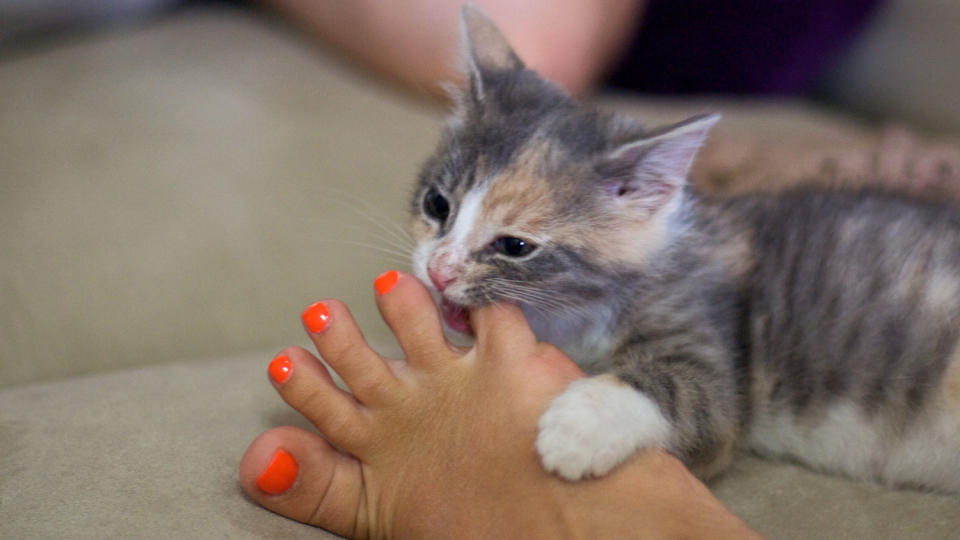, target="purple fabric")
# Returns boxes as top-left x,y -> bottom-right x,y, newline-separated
605,0 -> 884,95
